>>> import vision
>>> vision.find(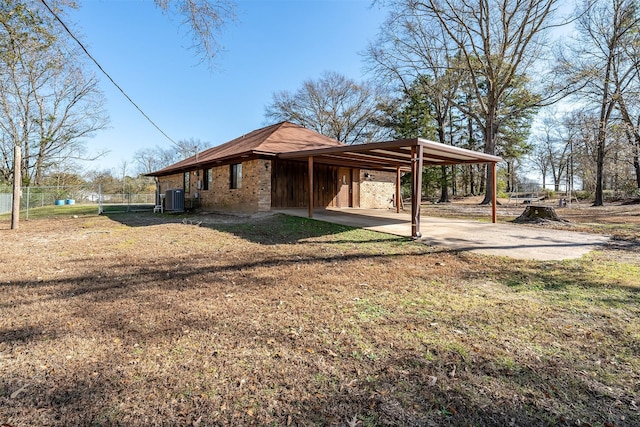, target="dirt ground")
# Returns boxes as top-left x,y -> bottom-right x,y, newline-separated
1,202 -> 639,426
